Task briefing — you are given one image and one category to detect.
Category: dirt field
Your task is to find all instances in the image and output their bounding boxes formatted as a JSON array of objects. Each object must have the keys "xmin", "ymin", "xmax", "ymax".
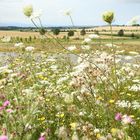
[
  {"xmin": 92, "ymin": 25, "xmax": 140, "ymax": 31},
  {"xmin": 0, "ymin": 30, "xmax": 40, "ymax": 38},
  {"xmin": 0, "ymin": 26, "xmax": 139, "ymax": 39}
]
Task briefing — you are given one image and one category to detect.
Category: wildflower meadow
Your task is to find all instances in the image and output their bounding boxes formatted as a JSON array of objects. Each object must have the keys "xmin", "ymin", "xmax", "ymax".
[{"xmin": 0, "ymin": 3, "xmax": 140, "ymax": 140}]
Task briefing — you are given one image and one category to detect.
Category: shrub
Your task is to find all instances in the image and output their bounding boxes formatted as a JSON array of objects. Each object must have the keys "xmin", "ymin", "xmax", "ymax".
[
  {"xmin": 118, "ymin": 29, "xmax": 124, "ymax": 36},
  {"xmin": 52, "ymin": 28, "xmax": 60, "ymax": 36},
  {"xmin": 94, "ymin": 30, "xmax": 99, "ymax": 35},
  {"xmin": 131, "ymin": 33, "xmax": 135, "ymax": 38},
  {"xmin": 80, "ymin": 28, "xmax": 86, "ymax": 36},
  {"xmin": 68, "ymin": 30, "xmax": 74, "ymax": 37}
]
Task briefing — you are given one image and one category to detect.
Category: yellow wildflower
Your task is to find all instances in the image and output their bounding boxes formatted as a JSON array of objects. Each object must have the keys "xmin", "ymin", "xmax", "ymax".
[
  {"xmin": 38, "ymin": 117, "xmax": 45, "ymax": 121},
  {"xmin": 70, "ymin": 122, "xmax": 77, "ymax": 130},
  {"xmin": 111, "ymin": 128, "xmax": 118, "ymax": 135},
  {"xmin": 109, "ymin": 99, "xmax": 115, "ymax": 104},
  {"xmin": 96, "ymin": 133, "xmax": 101, "ymax": 138},
  {"xmin": 56, "ymin": 113, "xmax": 64, "ymax": 118}
]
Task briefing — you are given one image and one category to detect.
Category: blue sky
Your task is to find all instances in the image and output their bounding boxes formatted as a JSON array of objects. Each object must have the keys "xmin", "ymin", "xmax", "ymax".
[{"xmin": 0, "ymin": 0, "xmax": 140, "ymax": 27}]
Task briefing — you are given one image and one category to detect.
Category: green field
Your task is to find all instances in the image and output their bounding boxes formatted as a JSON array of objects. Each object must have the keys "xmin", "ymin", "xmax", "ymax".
[{"xmin": 0, "ymin": 36, "xmax": 139, "ymax": 54}]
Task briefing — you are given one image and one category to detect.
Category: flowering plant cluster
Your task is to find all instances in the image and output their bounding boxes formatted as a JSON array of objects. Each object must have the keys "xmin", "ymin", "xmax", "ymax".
[{"xmin": 0, "ymin": 5, "xmax": 139, "ymax": 140}]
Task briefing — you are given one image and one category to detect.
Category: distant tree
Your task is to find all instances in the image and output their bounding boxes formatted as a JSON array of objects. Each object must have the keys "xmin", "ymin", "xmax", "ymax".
[
  {"xmin": 118, "ymin": 29, "xmax": 124, "ymax": 36},
  {"xmin": 68, "ymin": 30, "xmax": 74, "ymax": 37},
  {"xmin": 132, "ymin": 24, "xmax": 139, "ymax": 26},
  {"xmin": 52, "ymin": 28, "xmax": 60, "ymax": 36},
  {"xmin": 131, "ymin": 33, "xmax": 135, "ymax": 38},
  {"xmin": 80, "ymin": 28, "xmax": 86, "ymax": 36},
  {"xmin": 94, "ymin": 30, "xmax": 99, "ymax": 35},
  {"xmin": 39, "ymin": 28, "xmax": 46, "ymax": 35}
]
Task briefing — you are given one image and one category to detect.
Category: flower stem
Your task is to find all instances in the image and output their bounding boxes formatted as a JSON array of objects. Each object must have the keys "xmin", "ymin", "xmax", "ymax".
[
  {"xmin": 69, "ymin": 15, "xmax": 75, "ymax": 27},
  {"xmin": 110, "ymin": 24, "xmax": 118, "ymax": 91}
]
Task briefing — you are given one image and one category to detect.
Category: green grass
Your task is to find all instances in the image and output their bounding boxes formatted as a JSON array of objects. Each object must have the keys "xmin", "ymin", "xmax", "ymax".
[{"xmin": 0, "ymin": 37, "xmax": 139, "ymax": 54}]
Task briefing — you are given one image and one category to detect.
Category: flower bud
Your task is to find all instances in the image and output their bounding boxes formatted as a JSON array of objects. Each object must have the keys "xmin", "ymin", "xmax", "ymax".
[
  {"xmin": 64, "ymin": 9, "xmax": 71, "ymax": 16},
  {"xmin": 23, "ymin": 5, "xmax": 33, "ymax": 17},
  {"xmin": 102, "ymin": 11, "xmax": 114, "ymax": 24}
]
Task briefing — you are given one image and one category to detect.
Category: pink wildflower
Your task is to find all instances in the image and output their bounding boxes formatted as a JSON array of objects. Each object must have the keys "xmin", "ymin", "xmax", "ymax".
[
  {"xmin": 115, "ymin": 113, "xmax": 122, "ymax": 121},
  {"xmin": 3, "ymin": 101, "xmax": 10, "ymax": 107},
  {"xmin": 0, "ymin": 106, "xmax": 5, "ymax": 111},
  {"xmin": 38, "ymin": 136, "xmax": 45, "ymax": 140},
  {"xmin": 0, "ymin": 135, "xmax": 8, "ymax": 140},
  {"xmin": 6, "ymin": 109, "xmax": 13, "ymax": 113}
]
